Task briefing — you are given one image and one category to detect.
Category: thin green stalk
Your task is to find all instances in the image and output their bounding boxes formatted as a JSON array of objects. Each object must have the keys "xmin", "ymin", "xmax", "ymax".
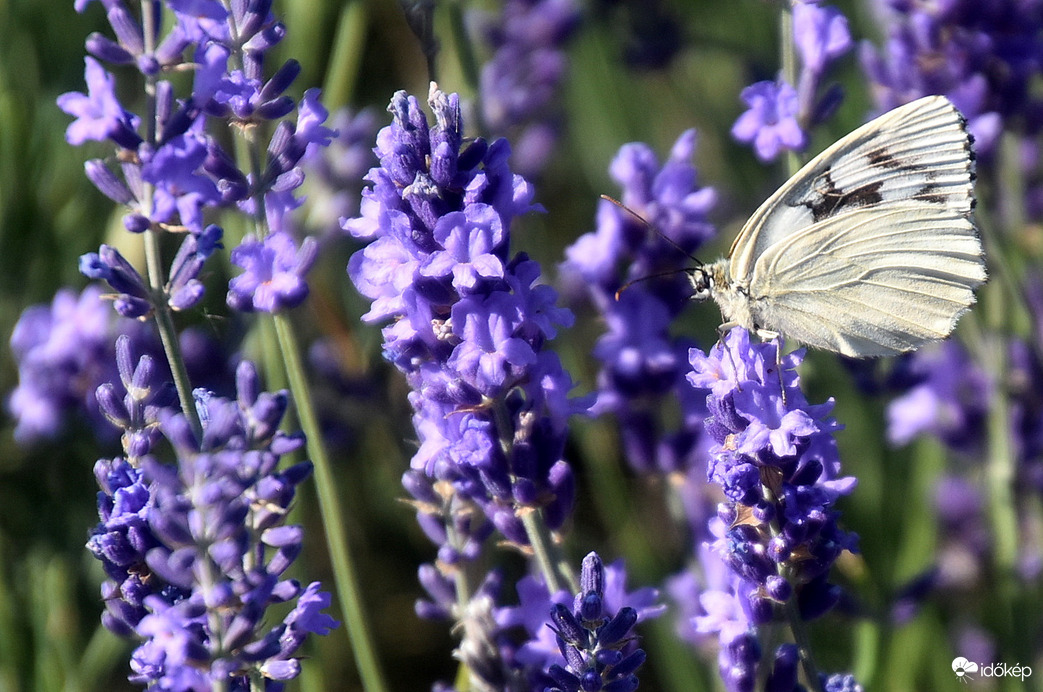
[
  {"xmin": 488, "ymin": 399, "xmax": 575, "ymax": 593},
  {"xmin": 324, "ymin": 0, "xmax": 369, "ymax": 109},
  {"xmin": 143, "ymin": 230, "xmax": 204, "ymax": 441},
  {"xmin": 272, "ymin": 313, "xmax": 389, "ymax": 692},
  {"xmin": 779, "ymin": 1, "xmax": 801, "ymax": 177},
  {"xmin": 134, "ymin": 0, "xmax": 202, "ymax": 440},
  {"xmin": 761, "ymin": 480, "xmax": 824, "ymax": 692},
  {"xmin": 520, "ymin": 508, "xmax": 573, "ymax": 594},
  {"xmin": 980, "ymin": 134, "xmax": 1021, "ymax": 647}
]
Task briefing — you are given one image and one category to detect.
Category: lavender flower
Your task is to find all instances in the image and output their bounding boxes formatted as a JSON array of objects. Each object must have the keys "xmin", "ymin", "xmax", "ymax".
[
  {"xmin": 497, "ymin": 555, "xmax": 663, "ymax": 684},
  {"xmin": 473, "ymin": 0, "xmax": 581, "ymax": 175},
  {"xmin": 299, "ymin": 107, "xmax": 380, "ymax": 237},
  {"xmin": 6, "ymin": 286, "xmax": 177, "ymax": 443},
  {"xmin": 686, "ymin": 328, "xmax": 859, "ymax": 690},
  {"xmin": 95, "ymin": 335, "xmax": 176, "ymax": 461},
  {"xmin": 89, "ymin": 360, "xmax": 336, "ymax": 688},
  {"xmin": 731, "ymin": 80, "xmax": 807, "ymax": 163},
  {"xmin": 226, "ymin": 231, "xmax": 318, "ymax": 312},
  {"xmin": 886, "ymin": 341, "xmax": 989, "ymax": 450},
  {"xmin": 732, "ymin": 1, "xmax": 851, "ymax": 162},
  {"xmin": 542, "ymin": 552, "xmax": 656, "ymax": 692},
  {"xmin": 345, "ymin": 84, "xmax": 588, "ymax": 692},
  {"xmin": 860, "ymin": 0, "xmax": 1043, "ymax": 154},
  {"xmin": 561, "ymin": 130, "xmax": 716, "ymax": 474},
  {"xmin": 345, "ymin": 85, "xmax": 584, "ymax": 549},
  {"xmin": 8, "ymin": 286, "xmax": 115, "ymax": 441},
  {"xmin": 80, "ymin": 225, "xmax": 224, "ymax": 318},
  {"xmin": 62, "ymin": 0, "xmax": 336, "ymax": 304},
  {"xmin": 57, "ymin": 56, "xmax": 141, "ymax": 149}
]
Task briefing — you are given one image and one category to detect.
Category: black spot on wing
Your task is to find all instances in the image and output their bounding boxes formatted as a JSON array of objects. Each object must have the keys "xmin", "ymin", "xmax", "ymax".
[
  {"xmin": 867, "ymin": 147, "xmax": 902, "ymax": 170},
  {"xmin": 801, "ymin": 170, "xmax": 884, "ymax": 222},
  {"xmin": 915, "ymin": 182, "xmax": 948, "ymax": 205}
]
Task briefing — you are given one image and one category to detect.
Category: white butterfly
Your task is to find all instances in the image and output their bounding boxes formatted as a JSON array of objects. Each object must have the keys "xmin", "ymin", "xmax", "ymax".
[{"xmin": 689, "ymin": 95, "xmax": 986, "ymax": 357}]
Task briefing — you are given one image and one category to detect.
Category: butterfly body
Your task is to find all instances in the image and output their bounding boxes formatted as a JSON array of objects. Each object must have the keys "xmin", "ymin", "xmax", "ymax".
[{"xmin": 690, "ymin": 95, "xmax": 986, "ymax": 358}]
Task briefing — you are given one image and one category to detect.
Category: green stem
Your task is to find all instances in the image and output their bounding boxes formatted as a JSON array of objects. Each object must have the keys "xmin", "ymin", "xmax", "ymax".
[
  {"xmin": 980, "ymin": 134, "xmax": 1021, "ymax": 650},
  {"xmin": 781, "ymin": 591, "xmax": 822, "ymax": 691},
  {"xmin": 780, "ymin": 1, "xmax": 801, "ymax": 177},
  {"xmin": 488, "ymin": 399, "xmax": 575, "ymax": 593},
  {"xmin": 520, "ymin": 508, "xmax": 573, "ymax": 594},
  {"xmin": 324, "ymin": 0, "xmax": 369, "ymax": 109},
  {"xmin": 143, "ymin": 231, "xmax": 204, "ymax": 441},
  {"xmin": 133, "ymin": 0, "xmax": 202, "ymax": 440},
  {"xmin": 273, "ymin": 313, "xmax": 388, "ymax": 692},
  {"xmin": 761, "ymin": 476, "xmax": 823, "ymax": 692}
]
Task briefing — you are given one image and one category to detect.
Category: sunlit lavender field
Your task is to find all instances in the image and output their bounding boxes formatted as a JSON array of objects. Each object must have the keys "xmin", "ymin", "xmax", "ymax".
[{"xmin": 1, "ymin": 0, "xmax": 1040, "ymax": 690}]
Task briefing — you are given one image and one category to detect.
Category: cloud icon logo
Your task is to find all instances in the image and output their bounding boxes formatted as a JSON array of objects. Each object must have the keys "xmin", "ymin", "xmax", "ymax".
[{"xmin": 952, "ymin": 657, "xmax": 979, "ymax": 682}]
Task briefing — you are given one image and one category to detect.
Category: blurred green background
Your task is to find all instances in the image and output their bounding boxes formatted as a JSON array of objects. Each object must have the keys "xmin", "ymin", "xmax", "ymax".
[{"xmin": 1, "ymin": 0, "xmax": 1036, "ymax": 690}]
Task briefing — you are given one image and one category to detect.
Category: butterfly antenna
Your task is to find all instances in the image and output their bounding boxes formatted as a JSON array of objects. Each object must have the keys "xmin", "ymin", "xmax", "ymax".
[
  {"xmin": 600, "ymin": 194, "xmax": 703, "ymax": 265},
  {"xmin": 614, "ymin": 268, "xmax": 693, "ymax": 301}
]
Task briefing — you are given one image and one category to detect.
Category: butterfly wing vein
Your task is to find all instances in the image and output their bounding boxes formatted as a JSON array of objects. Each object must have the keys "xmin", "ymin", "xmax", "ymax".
[{"xmin": 748, "ymin": 206, "xmax": 985, "ymax": 356}]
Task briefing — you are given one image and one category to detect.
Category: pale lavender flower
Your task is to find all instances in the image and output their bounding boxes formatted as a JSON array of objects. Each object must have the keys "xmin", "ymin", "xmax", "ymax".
[
  {"xmin": 227, "ymin": 231, "xmax": 318, "ymax": 313},
  {"xmin": 731, "ymin": 80, "xmax": 807, "ymax": 163},
  {"xmin": 733, "ymin": 1, "xmax": 851, "ymax": 161},
  {"xmin": 794, "ymin": 2, "xmax": 851, "ymax": 75},
  {"xmin": 345, "ymin": 86, "xmax": 584, "ymax": 547},
  {"xmin": 299, "ymin": 107, "xmax": 380, "ymax": 236},
  {"xmin": 886, "ymin": 341, "xmax": 989, "ymax": 450},
  {"xmin": 90, "ymin": 361, "xmax": 335, "ymax": 688},
  {"xmin": 474, "ymin": 0, "xmax": 580, "ymax": 175},
  {"xmin": 561, "ymin": 130, "xmax": 715, "ymax": 475},
  {"xmin": 57, "ymin": 56, "xmax": 142, "ymax": 148},
  {"xmin": 8, "ymin": 286, "xmax": 156, "ymax": 443},
  {"xmin": 346, "ymin": 85, "xmax": 588, "ymax": 692},
  {"xmin": 859, "ymin": 0, "xmax": 1042, "ymax": 154}
]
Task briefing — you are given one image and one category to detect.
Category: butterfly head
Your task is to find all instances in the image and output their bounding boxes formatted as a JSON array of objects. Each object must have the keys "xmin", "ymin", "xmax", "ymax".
[{"xmin": 686, "ymin": 265, "xmax": 714, "ymax": 302}]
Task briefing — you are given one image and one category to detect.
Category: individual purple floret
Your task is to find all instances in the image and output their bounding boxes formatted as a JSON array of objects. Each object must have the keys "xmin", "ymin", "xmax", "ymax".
[
  {"xmin": 57, "ymin": 56, "xmax": 142, "ymax": 149},
  {"xmin": 80, "ymin": 224, "xmax": 224, "ymax": 318},
  {"xmin": 95, "ymin": 335, "xmax": 176, "ymax": 461},
  {"xmin": 79, "ymin": 245, "xmax": 154, "ymax": 319},
  {"xmin": 685, "ymin": 328, "xmax": 859, "ymax": 690},
  {"xmin": 731, "ymin": 80, "xmax": 807, "ymax": 163},
  {"xmin": 227, "ymin": 230, "xmax": 318, "ymax": 313},
  {"xmin": 89, "ymin": 360, "xmax": 336, "ymax": 689}
]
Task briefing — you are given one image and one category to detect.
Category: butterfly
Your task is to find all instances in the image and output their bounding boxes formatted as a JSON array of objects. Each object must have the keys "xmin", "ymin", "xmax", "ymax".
[{"xmin": 688, "ymin": 95, "xmax": 986, "ymax": 357}]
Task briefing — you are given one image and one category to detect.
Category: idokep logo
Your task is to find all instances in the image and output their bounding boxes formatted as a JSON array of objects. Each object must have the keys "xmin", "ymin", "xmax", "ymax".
[
  {"xmin": 952, "ymin": 658, "xmax": 978, "ymax": 682},
  {"xmin": 952, "ymin": 656, "xmax": 1032, "ymax": 683}
]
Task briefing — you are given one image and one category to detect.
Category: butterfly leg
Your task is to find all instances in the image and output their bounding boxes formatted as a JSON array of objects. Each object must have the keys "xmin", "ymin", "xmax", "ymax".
[
  {"xmin": 715, "ymin": 322, "xmax": 744, "ymax": 393},
  {"xmin": 755, "ymin": 328, "xmax": 787, "ymax": 405}
]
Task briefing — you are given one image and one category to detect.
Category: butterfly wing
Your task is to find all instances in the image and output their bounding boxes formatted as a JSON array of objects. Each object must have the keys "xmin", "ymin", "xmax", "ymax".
[
  {"xmin": 728, "ymin": 95, "xmax": 975, "ymax": 280},
  {"xmin": 746, "ymin": 203, "xmax": 985, "ymax": 356},
  {"xmin": 727, "ymin": 94, "xmax": 983, "ymax": 357}
]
